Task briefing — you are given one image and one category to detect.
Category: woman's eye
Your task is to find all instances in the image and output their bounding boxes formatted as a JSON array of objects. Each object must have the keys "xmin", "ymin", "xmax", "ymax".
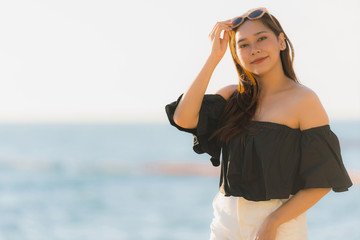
[{"xmin": 239, "ymin": 37, "xmax": 266, "ymax": 48}]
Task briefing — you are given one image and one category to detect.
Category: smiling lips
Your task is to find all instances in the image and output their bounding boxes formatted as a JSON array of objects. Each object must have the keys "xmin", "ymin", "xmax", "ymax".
[{"xmin": 251, "ymin": 56, "xmax": 268, "ymax": 64}]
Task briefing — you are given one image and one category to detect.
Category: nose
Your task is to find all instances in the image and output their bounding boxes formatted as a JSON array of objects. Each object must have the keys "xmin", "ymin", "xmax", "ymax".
[{"xmin": 251, "ymin": 47, "xmax": 261, "ymax": 55}]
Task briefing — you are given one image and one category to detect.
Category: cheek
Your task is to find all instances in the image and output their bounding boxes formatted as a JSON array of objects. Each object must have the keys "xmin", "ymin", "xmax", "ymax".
[
  {"xmin": 236, "ymin": 49, "xmax": 251, "ymax": 66},
  {"xmin": 260, "ymin": 39, "xmax": 279, "ymax": 53}
]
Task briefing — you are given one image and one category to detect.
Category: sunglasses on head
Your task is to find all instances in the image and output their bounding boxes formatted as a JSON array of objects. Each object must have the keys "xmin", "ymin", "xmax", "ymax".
[{"xmin": 230, "ymin": 7, "xmax": 275, "ymax": 29}]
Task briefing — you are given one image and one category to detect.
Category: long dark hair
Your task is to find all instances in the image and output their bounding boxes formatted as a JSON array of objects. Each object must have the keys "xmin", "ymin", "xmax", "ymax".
[{"xmin": 209, "ymin": 11, "xmax": 300, "ymax": 146}]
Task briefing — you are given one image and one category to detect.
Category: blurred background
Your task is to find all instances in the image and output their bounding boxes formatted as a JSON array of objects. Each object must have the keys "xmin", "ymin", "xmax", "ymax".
[{"xmin": 0, "ymin": 0, "xmax": 359, "ymax": 239}]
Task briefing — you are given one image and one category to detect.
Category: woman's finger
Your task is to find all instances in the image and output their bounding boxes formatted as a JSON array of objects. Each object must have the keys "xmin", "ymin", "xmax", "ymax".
[
  {"xmin": 209, "ymin": 19, "xmax": 233, "ymax": 34},
  {"xmin": 214, "ymin": 24, "xmax": 232, "ymax": 38},
  {"xmin": 209, "ymin": 23, "xmax": 232, "ymax": 39},
  {"xmin": 209, "ymin": 22, "xmax": 223, "ymax": 39}
]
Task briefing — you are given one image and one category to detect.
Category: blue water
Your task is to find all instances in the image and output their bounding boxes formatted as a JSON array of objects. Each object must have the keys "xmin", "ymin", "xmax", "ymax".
[{"xmin": 0, "ymin": 121, "xmax": 359, "ymax": 240}]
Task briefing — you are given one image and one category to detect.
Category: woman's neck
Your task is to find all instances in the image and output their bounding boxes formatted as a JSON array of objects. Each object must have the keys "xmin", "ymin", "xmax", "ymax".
[{"xmin": 255, "ymin": 60, "xmax": 294, "ymax": 97}]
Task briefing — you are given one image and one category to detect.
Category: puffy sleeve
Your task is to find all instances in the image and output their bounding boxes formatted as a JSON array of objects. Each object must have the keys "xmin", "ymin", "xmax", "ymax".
[
  {"xmin": 164, "ymin": 93, "xmax": 227, "ymax": 166},
  {"xmin": 296, "ymin": 125, "xmax": 353, "ymax": 192}
]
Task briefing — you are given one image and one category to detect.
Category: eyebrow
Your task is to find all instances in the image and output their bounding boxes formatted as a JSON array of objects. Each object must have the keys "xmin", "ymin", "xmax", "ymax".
[{"xmin": 237, "ymin": 31, "xmax": 268, "ymax": 43}]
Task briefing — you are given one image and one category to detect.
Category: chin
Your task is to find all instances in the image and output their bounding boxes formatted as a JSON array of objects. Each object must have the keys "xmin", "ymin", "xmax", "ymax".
[{"xmin": 250, "ymin": 65, "xmax": 272, "ymax": 76}]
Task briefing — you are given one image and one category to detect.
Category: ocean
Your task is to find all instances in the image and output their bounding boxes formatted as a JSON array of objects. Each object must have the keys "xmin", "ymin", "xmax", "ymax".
[{"xmin": 0, "ymin": 121, "xmax": 359, "ymax": 240}]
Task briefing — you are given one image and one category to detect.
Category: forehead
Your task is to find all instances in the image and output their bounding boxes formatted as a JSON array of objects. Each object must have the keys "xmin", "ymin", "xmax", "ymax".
[{"xmin": 235, "ymin": 20, "xmax": 272, "ymax": 40}]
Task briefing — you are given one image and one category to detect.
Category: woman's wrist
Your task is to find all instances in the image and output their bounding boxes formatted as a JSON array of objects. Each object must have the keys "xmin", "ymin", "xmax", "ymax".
[
  {"xmin": 207, "ymin": 54, "xmax": 221, "ymax": 68},
  {"xmin": 266, "ymin": 214, "xmax": 281, "ymax": 229}
]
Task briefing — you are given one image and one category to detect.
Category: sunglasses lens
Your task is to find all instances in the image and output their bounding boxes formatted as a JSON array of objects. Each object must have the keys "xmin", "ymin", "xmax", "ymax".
[
  {"xmin": 248, "ymin": 9, "xmax": 265, "ymax": 19},
  {"xmin": 232, "ymin": 17, "xmax": 244, "ymax": 27}
]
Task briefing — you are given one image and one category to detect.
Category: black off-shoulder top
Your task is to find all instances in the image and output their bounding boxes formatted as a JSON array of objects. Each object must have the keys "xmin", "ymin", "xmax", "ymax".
[{"xmin": 165, "ymin": 93, "xmax": 353, "ymax": 201}]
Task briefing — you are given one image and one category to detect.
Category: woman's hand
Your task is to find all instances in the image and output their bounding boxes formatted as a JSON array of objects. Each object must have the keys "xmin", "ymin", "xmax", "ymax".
[
  {"xmin": 208, "ymin": 20, "xmax": 233, "ymax": 62},
  {"xmin": 253, "ymin": 217, "xmax": 279, "ymax": 240}
]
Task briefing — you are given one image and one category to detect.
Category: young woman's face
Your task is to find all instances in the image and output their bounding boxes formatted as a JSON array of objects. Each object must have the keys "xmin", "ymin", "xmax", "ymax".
[{"xmin": 235, "ymin": 19, "xmax": 285, "ymax": 76}]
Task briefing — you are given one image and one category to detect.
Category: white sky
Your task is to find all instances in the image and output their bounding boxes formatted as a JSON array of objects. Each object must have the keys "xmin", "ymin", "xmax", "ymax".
[{"xmin": 0, "ymin": 0, "xmax": 359, "ymax": 123}]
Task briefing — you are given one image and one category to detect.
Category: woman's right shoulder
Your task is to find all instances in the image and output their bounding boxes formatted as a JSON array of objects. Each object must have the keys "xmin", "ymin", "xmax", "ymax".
[{"xmin": 214, "ymin": 84, "xmax": 238, "ymax": 101}]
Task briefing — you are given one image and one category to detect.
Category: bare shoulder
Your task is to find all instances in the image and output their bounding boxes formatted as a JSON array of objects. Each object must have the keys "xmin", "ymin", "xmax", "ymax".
[
  {"xmin": 294, "ymin": 83, "xmax": 330, "ymax": 131},
  {"xmin": 214, "ymin": 84, "xmax": 238, "ymax": 101}
]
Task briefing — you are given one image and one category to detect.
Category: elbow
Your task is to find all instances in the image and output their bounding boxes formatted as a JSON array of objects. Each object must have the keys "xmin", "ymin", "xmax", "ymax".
[
  {"xmin": 173, "ymin": 109, "xmax": 182, "ymax": 126},
  {"xmin": 173, "ymin": 110, "xmax": 198, "ymax": 129},
  {"xmin": 173, "ymin": 115, "xmax": 183, "ymax": 127},
  {"xmin": 315, "ymin": 187, "xmax": 332, "ymax": 196},
  {"xmin": 321, "ymin": 188, "xmax": 332, "ymax": 198},
  {"xmin": 322, "ymin": 187, "xmax": 332, "ymax": 194}
]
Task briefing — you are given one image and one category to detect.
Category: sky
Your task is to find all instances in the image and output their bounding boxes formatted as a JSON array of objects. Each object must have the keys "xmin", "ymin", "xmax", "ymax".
[{"xmin": 0, "ymin": 0, "xmax": 359, "ymax": 123}]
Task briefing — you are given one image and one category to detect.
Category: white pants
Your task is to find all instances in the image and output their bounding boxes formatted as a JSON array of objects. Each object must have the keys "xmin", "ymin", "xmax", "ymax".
[{"xmin": 209, "ymin": 191, "xmax": 308, "ymax": 240}]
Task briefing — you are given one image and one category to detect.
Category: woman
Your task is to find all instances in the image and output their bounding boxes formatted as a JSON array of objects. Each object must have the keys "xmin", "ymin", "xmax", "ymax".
[{"xmin": 165, "ymin": 7, "xmax": 353, "ymax": 240}]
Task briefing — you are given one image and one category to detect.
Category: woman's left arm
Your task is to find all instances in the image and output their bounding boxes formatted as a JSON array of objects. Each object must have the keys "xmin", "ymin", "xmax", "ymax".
[
  {"xmin": 255, "ymin": 89, "xmax": 333, "ymax": 240},
  {"xmin": 269, "ymin": 87, "xmax": 333, "ymax": 227},
  {"xmin": 254, "ymin": 188, "xmax": 331, "ymax": 240},
  {"xmin": 268, "ymin": 187, "xmax": 331, "ymax": 228}
]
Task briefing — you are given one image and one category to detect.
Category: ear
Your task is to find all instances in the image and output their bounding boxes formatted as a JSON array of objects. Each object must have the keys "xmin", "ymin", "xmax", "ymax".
[{"xmin": 278, "ymin": 32, "xmax": 286, "ymax": 50}]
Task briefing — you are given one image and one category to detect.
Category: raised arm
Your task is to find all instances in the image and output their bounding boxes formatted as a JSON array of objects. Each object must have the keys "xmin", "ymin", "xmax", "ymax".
[
  {"xmin": 173, "ymin": 56, "xmax": 220, "ymax": 129},
  {"xmin": 173, "ymin": 20, "xmax": 233, "ymax": 129}
]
